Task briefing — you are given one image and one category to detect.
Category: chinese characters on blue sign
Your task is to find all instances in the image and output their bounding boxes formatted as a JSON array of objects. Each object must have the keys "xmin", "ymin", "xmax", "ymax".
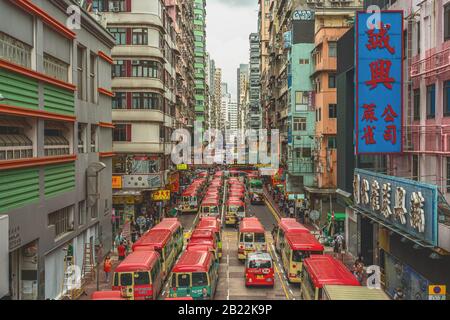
[
  {"xmin": 355, "ymin": 12, "xmax": 403, "ymax": 154},
  {"xmin": 354, "ymin": 169, "xmax": 438, "ymax": 246}
]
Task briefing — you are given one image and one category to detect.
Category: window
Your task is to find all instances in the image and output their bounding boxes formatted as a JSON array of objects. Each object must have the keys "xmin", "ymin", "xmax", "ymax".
[
  {"xmin": 299, "ymin": 59, "xmax": 310, "ymax": 64},
  {"xmin": 108, "ymin": 0, "xmax": 126, "ymax": 12},
  {"xmin": 132, "ymin": 60, "xmax": 161, "ymax": 78},
  {"xmin": 113, "ymin": 124, "xmax": 131, "ymax": 142},
  {"xmin": 78, "ymin": 123, "xmax": 87, "ymax": 153},
  {"xmin": 445, "ymin": 81, "xmax": 450, "ymax": 116},
  {"xmin": 78, "ymin": 201, "xmax": 86, "ymax": 226},
  {"xmin": 0, "ymin": 32, "xmax": 32, "ymax": 68},
  {"xmin": 120, "ymin": 273, "xmax": 132, "ymax": 286},
  {"xmin": 113, "ymin": 92, "xmax": 126, "ymax": 109},
  {"xmin": 108, "ymin": 28, "xmax": 126, "ymax": 45},
  {"xmin": 91, "ymin": 124, "xmax": 98, "ymax": 152},
  {"xmin": 426, "ymin": 84, "xmax": 435, "ymax": 118},
  {"xmin": 48, "ymin": 206, "xmax": 74, "ymax": 237},
  {"xmin": 295, "ymin": 91, "xmax": 309, "ymax": 105},
  {"xmin": 44, "ymin": 122, "xmax": 70, "ymax": 156},
  {"xmin": 293, "ymin": 117, "xmax": 306, "ymax": 131},
  {"xmin": 302, "ymin": 148, "xmax": 312, "ymax": 158},
  {"xmin": 328, "ymin": 136, "xmax": 337, "ymax": 149},
  {"xmin": 254, "ymin": 233, "xmax": 265, "ymax": 243},
  {"xmin": 413, "ymin": 89, "xmax": 420, "ymax": 120},
  {"xmin": 77, "ymin": 46, "xmax": 85, "ymax": 100},
  {"xmin": 44, "ymin": 54, "xmax": 69, "ymax": 82},
  {"xmin": 90, "ymin": 200, "xmax": 98, "ymax": 219},
  {"xmin": 90, "ymin": 53, "xmax": 97, "ymax": 103},
  {"xmin": 328, "ymin": 104, "xmax": 337, "ymax": 118},
  {"xmin": 132, "ymin": 28, "xmax": 148, "ymax": 45},
  {"xmin": 243, "ymin": 233, "xmax": 253, "ymax": 243},
  {"xmin": 447, "ymin": 158, "xmax": 450, "ymax": 192},
  {"xmin": 112, "ymin": 60, "xmax": 126, "ymax": 78},
  {"xmin": 132, "ymin": 92, "xmax": 162, "ymax": 110},
  {"xmin": 445, "ymin": 3, "xmax": 450, "ymax": 41},
  {"xmin": 417, "ymin": 21, "xmax": 421, "ymax": 55},
  {"xmin": 134, "ymin": 272, "xmax": 150, "ymax": 285},
  {"xmin": 328, "ymin": 74, "xmax": 336, "ymax": 89},
  {"xmin": 0, "ymin": 121, "xmax": 33, "ymax": 160},
  {"xmin": 328, "ymin": 41, "xmax": 337, "ymax": 57}
]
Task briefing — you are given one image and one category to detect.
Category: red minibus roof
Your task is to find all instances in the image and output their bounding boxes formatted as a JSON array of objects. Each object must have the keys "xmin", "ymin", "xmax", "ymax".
[
  {"xmin": 132, "ymin": 229, "xmax": 171, "ymax": 251},
  {"xmin": 226, "ymin": 199, "xmax": 245, "ymax": 206},
  {"xmin": 182, "ymin": 189, "xmax": 198, "ymax": 197},
  {"xmin": 279, "ymin": 218, "xmax": 309, "ymax": 234},
  {"xmin": 201, "ymin": 198, "xmax": 219, "ymax": 206},
  {"xmin": 190, "ymin": 229, "xmax": 214, "ymax": 240},
  {"xmin": 198, "ymin": 218, "xmax": 220, "ymax": 232},
  {"xmin": 152, "ymin": 218, "xmax": 181, "ymax": 233},
  {"xmin": 198, "ymin": 172, "xmax": 208, "ymax": 177},
  {"xmin": 285, "ymin": 232, "xmax": 324, "ymax": 251},
  {"xmin": 187, "ymin": 241, "xmax": 215, "ymax": 251},
  {"xmin": 240, "ymin": 217, "xmax": 265, "ymax": 233},
  {"xmin": 303, "ymin": 255, "xmax": 360, "ymax": 288},
  {"xmin": 91, "ymin": 291, "xmax": 127, "ymax": 300},
  {"xmin": 172, "ymin": 250, "xmax": 212, "ymax": 273},
  {"xmin": 214, "ymin": 171, "xmax": 223, "ymax": 176},
  {"xmin": 114, "ymin": 250, "xmax": 160, "ymax": 273}
]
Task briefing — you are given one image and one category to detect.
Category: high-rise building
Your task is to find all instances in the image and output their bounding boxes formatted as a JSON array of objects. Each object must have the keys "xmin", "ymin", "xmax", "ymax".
[
  {"xmin": 237, "ymin": 64, "xmax": 249, "ymax": 110},
  {"xmin": 0, "ymin": 0, "xmax": 115, "ymax": 299},
  {"xmin": 214, "ymin": 68, "xmax": 223, "ymax": 129},
  {"xmin": 194, "ymin": 0, "xmax": 207, "ymax": 127},
  {"xmin": 97, "ymin": 0, "xmax": 193, "ymax": 228},
  {"xmin": 228, "ymin": 100, "xmax": 239, "ymax": 130},
  {"xmin": 248, "ymin": 33, "xmax": 261, "ymax": 130}
]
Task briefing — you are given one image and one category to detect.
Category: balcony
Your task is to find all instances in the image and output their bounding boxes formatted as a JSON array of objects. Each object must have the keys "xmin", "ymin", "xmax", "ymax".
[
  {"xmin": 0, "ymin": 32, "xmax": 31, "ymax": 69},
  {"xmin": 112, "ymin": 109, "xmax": 166, "ymax": 122},
  {"xmin": 112, "ymin": 45, "xmax": 164, "ymax": 60},
  {"xmin": 410, "ymin": 46, "xmax": 450, "ymax": 79},
  {"xmin": 112, "ymin": 77, "xmax": 164, "ymax": 91},
  {"xmin": 113, "ymin": 141, "xmax": 171, "ymax": 154}
]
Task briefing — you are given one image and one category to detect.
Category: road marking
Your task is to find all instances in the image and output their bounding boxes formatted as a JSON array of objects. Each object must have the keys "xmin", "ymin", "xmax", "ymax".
[{"xmin": 267, "ymin": 239, "xmax": 290, "ymax": 300}]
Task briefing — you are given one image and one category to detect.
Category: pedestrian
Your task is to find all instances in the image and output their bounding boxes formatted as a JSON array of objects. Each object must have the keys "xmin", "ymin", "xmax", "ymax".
[
  {"xmin": 114, "ymin": 230, "xmax": 124, "ymax": 250},
  {"xmin": 103, "ymin": 254, "xmax": 112, "ymax": 283},
  {"xmin": 393, "ymin": 287, "xmax": 404, "ymax": 300},
  {"xmin": 289, "ymin": 205, "xmax": 295, "ymax": 218},
  {"xmin": 117, "ymin": 242, "xmax": 126, "ymax": 261},
  {"xmin": 333, "ymin": 233, "xmax": 345, "ymax": 260}
]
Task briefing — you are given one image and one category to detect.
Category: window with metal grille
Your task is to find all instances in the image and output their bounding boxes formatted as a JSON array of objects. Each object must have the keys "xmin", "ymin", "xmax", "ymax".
[
  {"xmin": 44, "ymin": 53, "xmax": 69, "ymax": 82},
  {"xmin": 0, "ymin": 32, "xmax": 31, "ymax": 68},
  {"xmin": 48, "ymin": 206, "xmax": 74, "ymax": 237}
]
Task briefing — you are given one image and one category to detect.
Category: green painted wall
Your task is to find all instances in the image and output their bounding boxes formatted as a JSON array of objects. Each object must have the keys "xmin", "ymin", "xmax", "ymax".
[
  {"xmin": 0, "ymin": 69, "xmax": 39, "ymax": 110},
  {"xmin": 44, "ymin": 84, "xmax": 75, "ymax": 115},
  {"xmin": 0, "ymin": 168, "xmax": 40, "ymax": 213},
  {"xmin": 44, "ymin": 163, "xmax": 76, "ymax": 198}
]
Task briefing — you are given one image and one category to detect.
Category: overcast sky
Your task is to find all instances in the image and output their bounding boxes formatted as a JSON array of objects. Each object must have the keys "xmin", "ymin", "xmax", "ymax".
[{"xmin": 206, "ymin": 0, "xmax": 258, "ymax": 100}]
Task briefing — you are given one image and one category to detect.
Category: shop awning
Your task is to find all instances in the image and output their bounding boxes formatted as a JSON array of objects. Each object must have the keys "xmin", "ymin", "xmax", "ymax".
[
  {"xmin": 304, "ymin": 186, "xmax": 336, "ymax": 194},
  {"xmin": 351, "ymin": 205, "xmax": 435, "ymax": 249},
  {"xmin": 113, "ymin": 190, "xmax": 143, "ymax": 197}
]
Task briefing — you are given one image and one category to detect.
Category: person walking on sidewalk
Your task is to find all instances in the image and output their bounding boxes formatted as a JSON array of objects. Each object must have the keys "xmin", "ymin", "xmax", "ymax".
[
  {"xmin": 117, "ymin": 242, "xmax": 127, "ymax": 261},
  {"xmin": 103, "ymin": 254, "xmax": 112, "ymax": 283}
]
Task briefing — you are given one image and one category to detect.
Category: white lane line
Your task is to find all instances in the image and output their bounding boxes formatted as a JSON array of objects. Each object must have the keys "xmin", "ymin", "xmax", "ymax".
[{"xmin": 226, "ymin": 253, "xmax": 230, "ymax": 300}]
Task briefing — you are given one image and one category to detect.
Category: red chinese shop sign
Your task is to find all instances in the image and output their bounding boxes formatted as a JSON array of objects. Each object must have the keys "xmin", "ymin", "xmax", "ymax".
[{"xmin": 356, "ymin": 11, "xmax": 403, "ymax": 154}]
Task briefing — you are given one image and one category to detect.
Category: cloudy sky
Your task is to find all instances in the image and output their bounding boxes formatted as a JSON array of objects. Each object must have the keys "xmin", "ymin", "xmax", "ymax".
[{"xmin": 206, "ymin": 0, "xmax": 259, "ymax": 100}]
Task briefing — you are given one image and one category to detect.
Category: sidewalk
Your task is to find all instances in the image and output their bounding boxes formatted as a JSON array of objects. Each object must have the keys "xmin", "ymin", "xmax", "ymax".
[
  {"xmin": 76, "ymin": 254, "xmax": 120, "ymax": 300},
  {"xmin": 263, "ymin": 186, "xmax": 356, "ymax": 271}
]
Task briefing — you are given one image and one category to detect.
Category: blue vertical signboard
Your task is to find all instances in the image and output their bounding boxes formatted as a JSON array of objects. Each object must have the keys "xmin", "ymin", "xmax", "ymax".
[{"xmin": 355, "ymin": 11, "xmax": 403, "ymax": 154}]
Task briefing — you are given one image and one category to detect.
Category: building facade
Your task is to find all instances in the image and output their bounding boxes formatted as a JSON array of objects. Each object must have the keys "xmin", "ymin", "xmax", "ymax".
[
  {"xmin": 0, "ymin": 0, "xmax": 115, "ymax": 299},
  {"xmin": 194, "ymin": 0, "xmax": 207, "ymax": 127},
  {"xmin": 96, "ymin": 0, "xmax": 191, "ymax": 228},
  {"xmin": 248, "ymin": 33, "xmax": 262, "ymax": 130}
]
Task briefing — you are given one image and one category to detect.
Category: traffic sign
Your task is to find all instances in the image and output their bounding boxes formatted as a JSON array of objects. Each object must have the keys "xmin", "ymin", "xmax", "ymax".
[{"xmin": 152, "ymin": 190, "xmax": 171, "ymax": 201}]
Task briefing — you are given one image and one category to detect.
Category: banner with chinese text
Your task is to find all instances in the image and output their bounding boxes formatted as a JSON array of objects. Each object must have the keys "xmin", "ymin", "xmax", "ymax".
[
  {"xmin": 353, "ymin": 169, "xmax": 438, "ymax": 246},
  {"xmin": 356, "ymin": 11, "xmax": 403, "ymax": 154}
]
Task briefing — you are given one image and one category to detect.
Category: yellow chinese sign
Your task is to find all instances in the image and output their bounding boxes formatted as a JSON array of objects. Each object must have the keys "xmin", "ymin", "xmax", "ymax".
[
  {"xmin": 112, "ymin": 176, "xmax": 122, "ymax": 189},
  {"xmin": 177, "ymin": 164, "xmax": 188, "ymax": 170},
  {"xmin": 152, "ymin": 190, "xmax": 171, "ymax": 201}
]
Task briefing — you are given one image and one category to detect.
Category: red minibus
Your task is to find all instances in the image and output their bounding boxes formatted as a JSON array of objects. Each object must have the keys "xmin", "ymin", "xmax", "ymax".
[
  {"xmin": 238, "ymin": 217, "xmax": 267, "ymax": 260},
  {"xmin": 112, "ymin": 250, "xmax": 163, "ymax": 300},
  {"xmin": 301, "ymin": 255, "xmax": 360, "ymax": 300},
  {"xmin": 245, "ymin": 252, "xmax": 274, "ymax": 287},
  {"xmin": 274, "ymin": 218, "xmax": 309, "ymax": 252},
  {"xmin": 91, "ymin": 290, "xmax": 128, "ymax": 300}
]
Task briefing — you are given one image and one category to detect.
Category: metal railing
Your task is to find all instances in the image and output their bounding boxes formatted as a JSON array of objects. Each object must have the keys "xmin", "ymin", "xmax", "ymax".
[
  {"xmin": 44, "ymin": 55, "xmax": 69, "ymax": 82},
  {"xmin": 0, "ymin": 32, "xmax": 31, "ymax": 68},
  {"xmin": 411, "ymin": 47, "xmax": 450, "ymax": 78}
]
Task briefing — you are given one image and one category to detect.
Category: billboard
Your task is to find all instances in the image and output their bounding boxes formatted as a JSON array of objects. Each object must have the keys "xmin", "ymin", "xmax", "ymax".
[
  {"xmin": 353, "ymin": 169, "xmax": 438, "ymax": 246},
  {"xmin": 355, "ymin": 11, "xmax": 403, "ymax": 154}
]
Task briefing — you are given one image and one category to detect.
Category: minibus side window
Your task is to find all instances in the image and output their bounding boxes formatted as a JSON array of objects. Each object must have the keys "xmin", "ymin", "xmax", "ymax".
[
  {"xmin": 292, "ymin": 250, "xmax": 304, "ymax": 262},
  {"xmin": 134, "ymin": 272, "xmax": 150, "ymax": 285},
  {"xmin": 239, "ymin": 233, "xmax": 244, "ymax": 242},
  {"xmin": 120, "ymin": 273, "xmax": 133, "ymax": 286},
  {"xmin": 113, "ymin": 273, "xmax": 119, "ymax": 286},
  {"xmin": 171, "ymin": 274, "xmax": 177, "ymax": 287}
]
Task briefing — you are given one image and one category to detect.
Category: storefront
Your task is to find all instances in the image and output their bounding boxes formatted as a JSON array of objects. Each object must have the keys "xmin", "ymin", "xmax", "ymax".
[
  {"xmin": 112, "ymin": 190, "xmax": 145, "ymax": 229},
  {"xmin": 351, "ymin": 169, "xmax": 450, "ymax": 298},
  {"xmin": 9, "ymin": 240, "xmax": 39, "ymax": 300}
]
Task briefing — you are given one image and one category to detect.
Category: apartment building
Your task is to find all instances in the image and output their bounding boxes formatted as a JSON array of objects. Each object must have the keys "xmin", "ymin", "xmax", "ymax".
[
  {"xmin": 194, "ymin": 0, "xmax": 207, "ymax": 127},
  {"xmin": 94, "ymin": 0, "xmax": 182, "ymax": 224},
  {"xmin": 258, "ymin": 0, "xmax": 271, "ymax": 130},
  {"xmin": 214, "ymin": 68, "xmax": 223, "ymax": 130},
  {"xmin": 0, "ymin": 0, "xmax": 115, "ymax": 299}
]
